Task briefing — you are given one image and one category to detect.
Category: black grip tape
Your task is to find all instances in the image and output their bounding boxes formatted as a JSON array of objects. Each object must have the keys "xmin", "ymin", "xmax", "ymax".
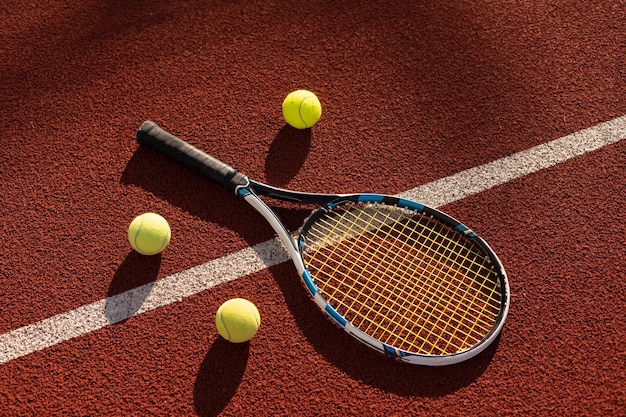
[{"xmin": 135, "ymin": 121, "xmax": 248, "ymax": 192}]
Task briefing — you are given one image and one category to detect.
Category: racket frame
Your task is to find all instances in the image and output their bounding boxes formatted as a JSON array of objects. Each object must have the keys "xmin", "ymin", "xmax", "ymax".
[{"xmin": 296, "ymin": 194, "xmax": 509, "ymax": 365}]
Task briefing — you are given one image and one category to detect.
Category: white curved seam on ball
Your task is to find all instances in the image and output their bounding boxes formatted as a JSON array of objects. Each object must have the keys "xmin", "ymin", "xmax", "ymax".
[
  {"xmin": 248, "ymin": 304, "xmax": 260, "ymax": 329},
  {"xmin": 218, "ymin": 312, "xmax": 232, "ymax": 341},
  {"xmin": 156, "ymin": 230, "xmax": 170, "ymax": 254},
  {"xmin": 132, "ymin": 216, "xmax": 145, "ymax": 254},
  {"xmin": 298, "ymin": 98, "xmax": 310, "ymax": 128}
]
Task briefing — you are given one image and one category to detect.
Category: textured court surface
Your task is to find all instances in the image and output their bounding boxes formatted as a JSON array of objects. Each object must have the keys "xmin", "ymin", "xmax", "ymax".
[{"xmin": 1, "ymin": 1, "xmax": 625, "ymax": 415}]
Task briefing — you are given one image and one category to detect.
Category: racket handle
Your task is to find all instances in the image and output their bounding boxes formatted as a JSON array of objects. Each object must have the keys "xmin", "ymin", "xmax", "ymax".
[{"xmin": 136, "ymin": 121, "xmax": 249, "ymax": 192}]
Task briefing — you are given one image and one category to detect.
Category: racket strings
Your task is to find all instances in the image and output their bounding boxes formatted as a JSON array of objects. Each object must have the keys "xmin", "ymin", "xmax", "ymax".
[
  {"xmin": 310, "ymin": 211, "xmax": 499, "ymax": 319},
  {"xmin": 302, "ymin": 203, "xmax": 502, "ymax": 356},
  {"xmin": 308, "ymin": 217, "xmax": 497, "ymax": 354},
  {"xmin": 314, "ymin": 220, "xmax": 494, "ymax": 352}
]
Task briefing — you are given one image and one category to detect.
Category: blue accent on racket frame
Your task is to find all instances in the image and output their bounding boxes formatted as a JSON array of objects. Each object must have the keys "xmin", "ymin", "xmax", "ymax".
[
  {"xmin": 237, "ymin": 188, "xmax": 251, "ymax": 197},
  {"xmin": 357, "ymin": 194, "xmax": 385, "ymax": 203},
  {"xmin": 356, "ymin": 194, "xmax": 426, "ymax": 212},
  {"xmin": 454, "ymin": 223, "xmax": 477, "ymax": 238},
  {"xmin": 325, "ymin": 304, "xmax": 347, "ymax": 327},
  {"xmin": 396, "ymin": 198, "xmax": 425, "ymax": 212},
  {"xmin": 383, "ymin": 344, "xmax": 399, "ymax": 358},
  {"xmin": 301, "ymin": 270, "xmax": 318, "ymax": 296}
]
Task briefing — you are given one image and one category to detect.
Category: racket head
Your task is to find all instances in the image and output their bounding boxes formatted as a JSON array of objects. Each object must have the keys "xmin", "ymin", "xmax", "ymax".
[{"xmin": 297, "ymin": 194, "xmax": 509, "ymax": 366}]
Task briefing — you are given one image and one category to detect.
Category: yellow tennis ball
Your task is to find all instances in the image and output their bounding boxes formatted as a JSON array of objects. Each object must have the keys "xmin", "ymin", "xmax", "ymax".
[
  {"xmin": 215, "ymin": 298, "xmax": 261, "ymax": 343},
  {"xmin": 127, "ymin": 212, "xmax": 171, "ymax": 255},
  {"xmin": 282, "ymin": 89, "xmax": 322, "ymax": 129}
]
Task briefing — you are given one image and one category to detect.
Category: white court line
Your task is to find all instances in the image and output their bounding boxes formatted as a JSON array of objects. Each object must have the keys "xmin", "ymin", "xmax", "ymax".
[{"xmin": 2, "ymin": 116, "xmax": 626, "ymax": 364}]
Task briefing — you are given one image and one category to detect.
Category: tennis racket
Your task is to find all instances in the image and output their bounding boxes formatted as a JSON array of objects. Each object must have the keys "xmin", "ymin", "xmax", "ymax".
[{"xmin": 135, "ymin": 121, "xmax": 510, "ymax": 366}]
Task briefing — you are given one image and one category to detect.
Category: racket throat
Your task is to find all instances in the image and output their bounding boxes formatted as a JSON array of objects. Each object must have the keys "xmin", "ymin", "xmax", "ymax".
[{"xmin": 240, "ymin": 192, "xmax": 307, "ymax": 275}]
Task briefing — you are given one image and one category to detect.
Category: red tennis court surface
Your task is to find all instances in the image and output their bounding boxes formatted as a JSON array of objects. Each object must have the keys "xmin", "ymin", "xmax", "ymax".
[{"xmin": 1, "ymin": 1, "xmax": 625, "ymax": 415}]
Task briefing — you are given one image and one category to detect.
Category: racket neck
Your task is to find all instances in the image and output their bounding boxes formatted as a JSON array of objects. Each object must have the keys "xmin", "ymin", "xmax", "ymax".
[
  {"xmin": 239, "ymin": 190, "xmax": 306, "ymax": 274},
  {"xmin": 250, "ymin": 181, "xmax": 346, "ymax": 205}
]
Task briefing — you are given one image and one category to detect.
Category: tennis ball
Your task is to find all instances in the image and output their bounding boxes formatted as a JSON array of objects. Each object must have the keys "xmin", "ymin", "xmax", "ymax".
[
  {"xmin": 127, "ymin": 212, "xmax": 171, "ymax": 255},
  {"xmin": 215, "ymin": 298, "xmax": 261, "ymax": 343},
  {"xmin": 282, "ymin": 89, "xmax": 322, "ymax": 129}
]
